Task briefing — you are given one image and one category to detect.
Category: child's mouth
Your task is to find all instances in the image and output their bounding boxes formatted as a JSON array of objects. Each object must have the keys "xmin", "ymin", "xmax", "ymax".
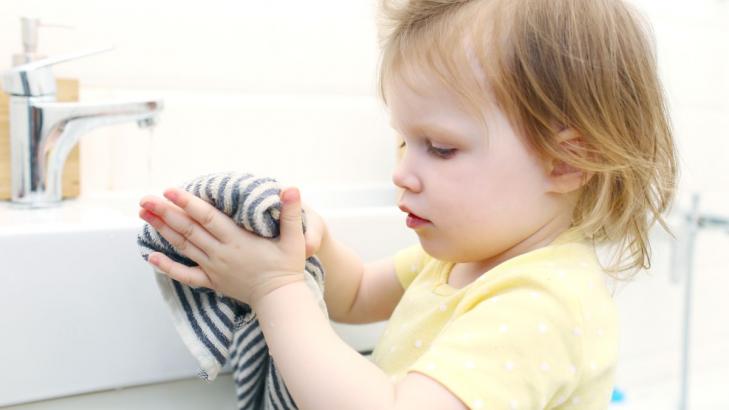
[{"xmin": 406, "ymin": 213, "xmax": 431, "ymax": 228}]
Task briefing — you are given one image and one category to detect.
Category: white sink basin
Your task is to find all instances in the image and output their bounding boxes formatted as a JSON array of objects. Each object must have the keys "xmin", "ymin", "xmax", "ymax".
[{"xmin": 0, "ymin": 185, "xmax": 416, "ymax": 406}]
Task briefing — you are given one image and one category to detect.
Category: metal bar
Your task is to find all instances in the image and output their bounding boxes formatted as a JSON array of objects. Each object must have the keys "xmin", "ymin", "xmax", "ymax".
[{"xmin": 678, "ymin": 194, "xmax": 700, "ymax": 410}]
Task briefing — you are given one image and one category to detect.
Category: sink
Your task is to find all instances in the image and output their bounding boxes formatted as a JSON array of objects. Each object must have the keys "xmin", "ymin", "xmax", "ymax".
[{"xmin": 0, "ymin": 184, "xmax": 416, "ymax": 406}]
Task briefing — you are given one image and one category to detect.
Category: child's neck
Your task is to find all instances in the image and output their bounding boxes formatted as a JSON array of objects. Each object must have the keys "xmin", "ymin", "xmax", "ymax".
[{"xmin": 453, "ymin": 217, "xmax": 574, "ymax": 282}]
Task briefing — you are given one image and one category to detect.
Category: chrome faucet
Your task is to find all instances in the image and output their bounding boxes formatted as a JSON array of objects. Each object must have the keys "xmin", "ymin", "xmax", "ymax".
[{"xmin": 2, "ymin": 47, "xmax": 164, "ymax": 207}]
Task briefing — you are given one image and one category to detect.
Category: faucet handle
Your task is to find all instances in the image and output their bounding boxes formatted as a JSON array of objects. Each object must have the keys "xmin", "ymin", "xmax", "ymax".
[{"xmin": 3, "ymin": 45, "xmax": 114, "ymax": 97}]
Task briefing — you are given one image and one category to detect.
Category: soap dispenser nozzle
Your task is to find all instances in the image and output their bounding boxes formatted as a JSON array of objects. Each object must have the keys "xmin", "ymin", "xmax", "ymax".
[{"xmin": 13, "ymin": 16, "xmax": 74, "ymax": 66}]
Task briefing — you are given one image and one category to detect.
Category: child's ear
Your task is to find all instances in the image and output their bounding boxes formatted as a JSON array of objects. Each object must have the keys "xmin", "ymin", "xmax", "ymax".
[{"xmin": 545, "ymin": 128, "xmax": 595, "ymax": 194}]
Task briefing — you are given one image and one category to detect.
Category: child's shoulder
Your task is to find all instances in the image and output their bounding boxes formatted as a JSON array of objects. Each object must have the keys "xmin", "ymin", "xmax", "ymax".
[{"xmin": 393, "ymin": 243, "xmax": 433, "ymax": 289}]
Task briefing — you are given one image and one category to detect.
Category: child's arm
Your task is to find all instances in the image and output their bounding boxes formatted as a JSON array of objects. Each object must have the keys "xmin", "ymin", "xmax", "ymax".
[
  {"xmin": 143, "ymin": 188, "xmax": 467, "ymax": 409},
  {"xmin": 254, "ymin": 281, "xmax": 394, "ymax": 409},
  {"xmin": 316, "ymin": 226, "xmax": 406, "ymax": 324},
  {"xmin": 254, "ymin": 279, "xmax": 468, "ymax": 410},
  {"xmin": 314, "ymin": 225, "xmax": 367, "ymax": 322}
]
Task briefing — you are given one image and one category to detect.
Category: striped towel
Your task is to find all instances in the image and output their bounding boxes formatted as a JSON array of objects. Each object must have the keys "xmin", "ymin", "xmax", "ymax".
[{"xmin": 137, "ymin": 171, "xmax": 327, "ymax": 409}]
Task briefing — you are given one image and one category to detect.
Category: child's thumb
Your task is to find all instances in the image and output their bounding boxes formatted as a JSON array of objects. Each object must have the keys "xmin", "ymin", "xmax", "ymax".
[{"xmin": 279, "ymin": 187, "xmax": 305, "ymax": 251}]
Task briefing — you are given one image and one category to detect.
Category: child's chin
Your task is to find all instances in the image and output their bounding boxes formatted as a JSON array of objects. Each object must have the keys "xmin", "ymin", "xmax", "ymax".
[{"xmin": 418, "ymin": 238, "xmax": 455, "ymax": 261}]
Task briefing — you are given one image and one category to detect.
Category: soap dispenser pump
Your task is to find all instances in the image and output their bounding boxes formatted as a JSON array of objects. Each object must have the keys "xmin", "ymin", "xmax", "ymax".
[
  {"xmin": 13, "ymin": 17, "xmax": 44, "ymax": 66},
  {"xmin": 11, "ymin": 17, "xmax": 73, "ymax": 66}
]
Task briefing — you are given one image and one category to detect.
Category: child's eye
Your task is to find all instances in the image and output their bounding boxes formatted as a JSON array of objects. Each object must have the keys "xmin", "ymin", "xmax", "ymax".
[
  {"xmin": 428, "ymin": 144, "xmax": 456, "ymax": 158},
  {"xmin": 398, "ymin": 140, "xmax": 456, "ymax": 159}
]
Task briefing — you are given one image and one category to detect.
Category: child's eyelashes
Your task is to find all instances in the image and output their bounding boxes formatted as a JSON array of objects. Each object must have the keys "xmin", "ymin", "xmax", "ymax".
[
  {"xmin": 398, "ymin": 140, "xmax": 456, "ymax": 159},
  {"xmin": 428, "ymin": 144, "xmax": 457, "ymax": 158}
]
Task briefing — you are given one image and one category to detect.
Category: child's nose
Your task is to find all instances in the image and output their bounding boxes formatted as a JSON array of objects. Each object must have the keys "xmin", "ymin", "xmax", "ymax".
[{"xmin": 392, "ymin": 157, "xmax": 422, "ymax": 193}]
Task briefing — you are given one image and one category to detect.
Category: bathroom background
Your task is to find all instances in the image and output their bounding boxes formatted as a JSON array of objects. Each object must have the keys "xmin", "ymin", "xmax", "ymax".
[{"xmin": 0, "ymin": 0, "xmax": 727, "ymax": 409}]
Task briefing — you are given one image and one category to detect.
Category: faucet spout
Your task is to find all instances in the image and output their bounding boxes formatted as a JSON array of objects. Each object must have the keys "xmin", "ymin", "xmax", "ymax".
[{"xmin": 8, "ymin": 97, "xmax": 164, "ymax": 207}]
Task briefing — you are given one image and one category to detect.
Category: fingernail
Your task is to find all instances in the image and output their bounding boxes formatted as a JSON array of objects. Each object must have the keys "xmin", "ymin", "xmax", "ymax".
[
  {"xmin": 164, "ymin": 189, "xmax": 178, "ymax": 202},
  {"xmin": 282, "ymin": 188, "xmax": 299, "ymax": 204},
  {"xmin": 140, "ymin": 210, "xmax": 154, "ymax": 221},
  {"xmin": 141, "ymin": 201, "xmax": 155, "ymax": 212}
]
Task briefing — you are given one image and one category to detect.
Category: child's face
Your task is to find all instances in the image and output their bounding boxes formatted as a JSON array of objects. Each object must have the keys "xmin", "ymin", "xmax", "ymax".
[{"xmin": 387, "ymin": 72, "xmax": 565, "ymax": 264}]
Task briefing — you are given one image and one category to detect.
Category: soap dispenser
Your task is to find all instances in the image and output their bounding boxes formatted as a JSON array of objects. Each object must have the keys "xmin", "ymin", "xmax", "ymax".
[
  {"xmin": 0, "ymin": 17, "xmax": 81, "ymax": 200},
  {"xmin": 13, "ymin": 17, "xmax": 49, "ymax": 65}
]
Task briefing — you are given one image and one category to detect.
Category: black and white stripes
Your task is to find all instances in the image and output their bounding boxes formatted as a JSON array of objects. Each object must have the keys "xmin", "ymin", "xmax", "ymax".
[{"xmin": 137, "ymin": 171, "xmax": 327, "ymax": 410}]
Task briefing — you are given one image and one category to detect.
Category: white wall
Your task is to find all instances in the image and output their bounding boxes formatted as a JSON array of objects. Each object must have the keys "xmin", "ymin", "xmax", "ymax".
[
  {"xmin": 0, "ymin": 1, "xmax": 726, "ymax": 205},
  {"xmin": 0, "ymin": 0, "xmax": 395, "ymax": 193},
  {"xmin": 605, "ymin": 2, "xmax": 729, "ymax": 407}
]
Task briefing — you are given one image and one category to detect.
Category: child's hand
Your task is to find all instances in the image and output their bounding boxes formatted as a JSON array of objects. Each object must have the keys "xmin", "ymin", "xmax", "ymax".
[
  {"xmin": 138, "ymin": 187, "xmax": 307, "ymax": 308},
  {"xmin": 301, "ymin": 201, "xmax": 329, "ymax": 258}
]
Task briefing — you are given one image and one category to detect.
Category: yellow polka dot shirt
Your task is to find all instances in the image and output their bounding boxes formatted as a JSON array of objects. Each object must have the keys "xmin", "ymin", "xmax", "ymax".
[{"xmin": 371, "ymin": 229, "xmax": 620, "ymax": 409}]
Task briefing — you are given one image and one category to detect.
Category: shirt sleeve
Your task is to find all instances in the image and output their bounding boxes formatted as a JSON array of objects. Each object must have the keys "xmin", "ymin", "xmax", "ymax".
[
  {"xmin": 393, "ymin": 244, "xmax": 430, "ymax": 290},
  {"xmin": 406, "ymin": 285, "xmax": 584, "ymax": 409}
]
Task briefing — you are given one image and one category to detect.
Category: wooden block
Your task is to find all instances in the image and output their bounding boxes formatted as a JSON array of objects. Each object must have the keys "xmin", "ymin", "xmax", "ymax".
[{"xmin": 0, "ymin": 78, "xmax": 80, "ymax": 200}]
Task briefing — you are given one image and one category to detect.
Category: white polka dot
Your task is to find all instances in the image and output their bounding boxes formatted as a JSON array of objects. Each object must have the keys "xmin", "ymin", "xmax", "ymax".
[
  {"xmin": 499, "ymin": 324, "xmax": 509, "ymax": 333},
  {"xmin": 540, "ymin": 362, "xmax": 551, "ymax": 372},
  {"xmin": 537, "ymin": 322, "xmax": 549, "ymax": 333},
  {"xmin": 590, "ymin": 361, "xmax": 598, "ymax": 371},
  {"xmin": 491, "ymin": 295, "xmax": 501, "ymax": 303},
  {"xmin": 410, "ymin": 264, "xmax": 418, "ymax": 273},
  {"xmin": 472, "ymin": 399, "xmax": 484, "ymax": 409},
  {"xmin": 555, "ymin": 395, "xmax": 568, "ymax": 405},
  {"xmin": 464, "ymin": 360, "xmax": 476, "ymax": 369},
  {"xmin": 509, "ymin": 399, "xmax": 519, "ymax": 409},
  {"xmin": 568, "ymin": 364, "xmax": 577, "ymax": 375},
  {"xmin": 504, "ymin": 361, "xmax": 515, "ymax": 371},
  {"xmin": 426, "ymin": 362, "xmax": 438, "ymax": 371},
  {"xmin": 462, "ymin": 332, "xmax": 472, "ymax": 342},
  {"xmin": 588, "ymin": 280, "xmax": 596, "ymax": 290},
  {"xmin": 414, "ymin": 339, "xmax": 423, "ymax": 348},
  {"xmin": 558, "ymin": 271, "xmax": 566, "ymax": 278},
  {"xmin": 597, "ymin": 328, "xmax": 605, "ymax": 337},
  {"xmin": 389, "ymin": 346, "xmax": 397, "ymax": 353},
  {"xmin": 573, "ymin": 327, "xmax": 583, "ymax": 337},
  {"xmin": 571, "ymin": 396, "xmax": 581, "ymax": 405},
  {"xmin": 439, "ymin": 303, "xmax": 447, "ymax": 312},
  {"xmin": 529, "ymin": 291, "xmax": 540, "ymax": 299}
]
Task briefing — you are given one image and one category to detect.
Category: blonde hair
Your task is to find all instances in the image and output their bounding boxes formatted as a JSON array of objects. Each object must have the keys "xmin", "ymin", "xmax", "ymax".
[{"xmin": 376, "ymin": 0, "xmax": 679, "ymax": 280}]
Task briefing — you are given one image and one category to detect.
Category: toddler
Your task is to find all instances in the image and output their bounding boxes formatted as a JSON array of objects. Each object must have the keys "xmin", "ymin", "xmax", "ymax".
[
  {"xmin": 139, "ymin": 0, "xmax": 677, "ymax": 408},
  {"xmin": 364, "ymin": 0, "xmax": 677, "ymax": 408}
]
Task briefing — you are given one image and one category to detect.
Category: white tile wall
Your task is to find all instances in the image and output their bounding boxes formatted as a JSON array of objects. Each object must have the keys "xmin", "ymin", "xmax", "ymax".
[
  {"xmin": 77, "ymin": 88, "xmax": 396, "ymax": 193},
  {"xmin": 1, "ymin": 1, "xmax": 726, "ymax": 202},
  {"xmin": 0, "ymin": 1, "xmax": 393, "ymax": 194},
  {"xmin": 611, "ymin": 5, "xmax": 729, "ymax": 404},
  {"xmin": 0, "ymin": 1, "xmax": 381, "ymax": 94}
]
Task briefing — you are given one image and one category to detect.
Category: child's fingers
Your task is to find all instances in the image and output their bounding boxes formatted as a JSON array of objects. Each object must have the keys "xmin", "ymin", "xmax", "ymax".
[
  {"xmin": 301, "ymin": 199, "xmax": 324, "ymax": 258},
  {"xmin": 304, "ymin": 237, "xmax": 316, "ymax": 258},
  {"xmin": 148, "ymin": 252, "xmax": 214, "ymax": 289},
  {"xmin": 141, "ymin": 195, "xmax": 219, "ymax": 257},
  {"xmin": 139, "ymin": 209, "xmax": 209, "ymax": 264},
  {"xmin": 304, "ymin": 225, "xmax": 322, "ymax": 258}
]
